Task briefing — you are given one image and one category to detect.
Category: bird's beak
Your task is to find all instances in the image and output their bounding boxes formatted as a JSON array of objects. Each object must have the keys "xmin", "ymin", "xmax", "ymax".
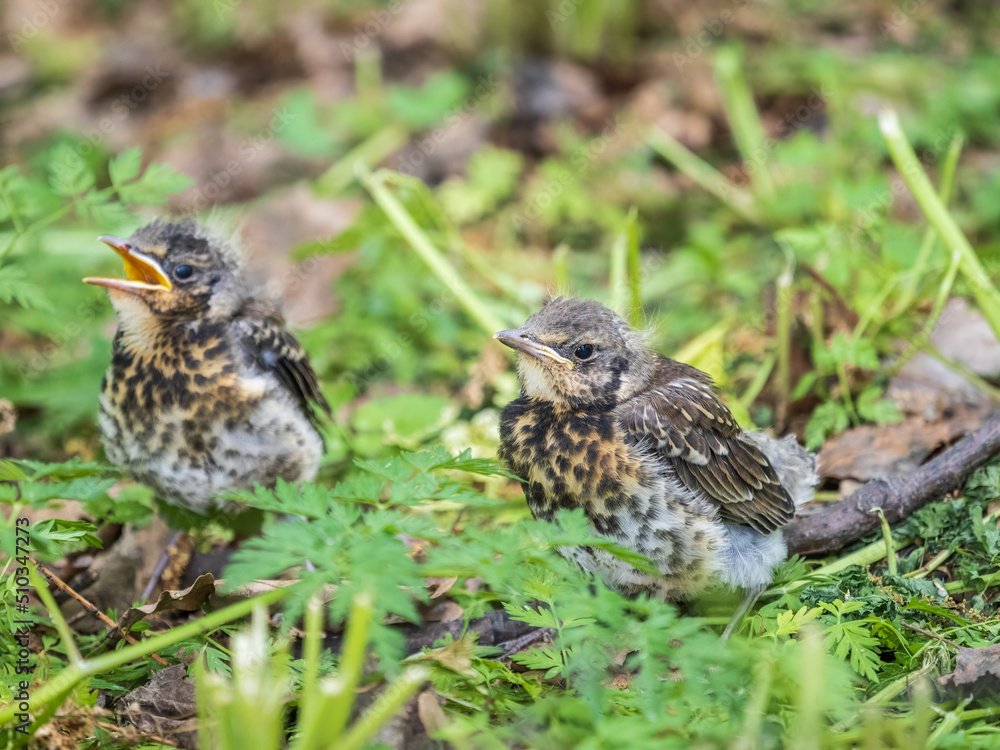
[
  {"xmin": 83, "ymin": 235, "xmax": 173, "ymax": 294},
  {"xmin": 494, "ymin": 329, "xmax": 574, "ymax": 369}
]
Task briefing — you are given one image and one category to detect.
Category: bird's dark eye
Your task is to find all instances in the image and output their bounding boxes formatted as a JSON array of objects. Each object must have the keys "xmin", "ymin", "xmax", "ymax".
[
  {"xmin": 174, "ymin": 264, "xmax": 194, "ymax": 280},
  {"xmin": 575, "ymin": 344, "xmax": 594, "ymax": 359}
]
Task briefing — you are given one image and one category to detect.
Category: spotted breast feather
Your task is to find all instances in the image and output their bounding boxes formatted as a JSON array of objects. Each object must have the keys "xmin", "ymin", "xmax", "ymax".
[{"xmin": 623, "ymin": 356, "xmax": 795, "ymax": 534}]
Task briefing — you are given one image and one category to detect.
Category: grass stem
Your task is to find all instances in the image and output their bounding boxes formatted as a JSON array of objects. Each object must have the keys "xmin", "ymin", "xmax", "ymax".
[
  {"xmin": 315, "ymin": 125, "xmax": 409, "ymax": 196},
  {"xmin": 880, "ymin": 111, "xmax": 1000, "ymax": 341},
  {"xmin": 714, "ymin": 47, "xmax": 776, "ymax": 203},
  {"xmin": 893, "ymin": 133, "xmax": 964, "ymax": 317},
  {"xmin": 336, "ymin": 666, "xmax": 430, "ymax": 750},
  {"xmin": 325, "ymin": 591, "xmax": 375, "ymax": 740},
  {"xmin": 358, "ymin": 165, "xmax": 506, "ymax": 334},
  {"xmin": 871, "ymin": 508, "xmax": 897, "ymax": 576},
  {"xmin": 646, "ymin": 127, "xmax": 760, "ymax": 223},
  {"xmin": 0, "ymin": 586, "xmax": 288, "ymax": 730}
]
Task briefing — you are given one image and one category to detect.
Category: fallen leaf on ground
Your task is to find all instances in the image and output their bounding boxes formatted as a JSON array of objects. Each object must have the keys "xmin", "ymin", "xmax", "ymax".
[
  {"xmin": 115, "ymin": 573, "xmax": 216, "ymax": 638},
  {"xmin": 890, "ymin": 299, "xmax": 1000, "ymax": 420},
  {"xmin": 939, "ymin": 644, "xmax": 1000, "ymax": 696},
  {"xmin": 819, "ymin": 410, "xmax": 987, "ymax": 481},
  {"xmin": 116, "ymin": 663, "xmax": 198, "ymax": 750}
]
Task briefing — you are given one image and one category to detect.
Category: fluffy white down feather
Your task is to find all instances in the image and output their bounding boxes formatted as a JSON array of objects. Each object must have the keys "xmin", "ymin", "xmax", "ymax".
[{"xmin": 718, "ymin": 433, "xmax": 817, "ymax": 591}]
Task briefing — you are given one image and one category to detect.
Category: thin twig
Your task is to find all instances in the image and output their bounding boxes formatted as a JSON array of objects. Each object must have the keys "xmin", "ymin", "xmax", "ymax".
[
  {"xmin": 785, "ymin": 412, "xmax": 1000, "ymax": 554},
  {"xmin": 901, "ymin": 619, "xmax": 960, "ymax": 649},
  {"xmin": 35, "ymin": 560, "xmax": 170, "ymax": 667},
  {"xmin": 94, "ymin": 721, "xmax": 183, "ymax": 747}
]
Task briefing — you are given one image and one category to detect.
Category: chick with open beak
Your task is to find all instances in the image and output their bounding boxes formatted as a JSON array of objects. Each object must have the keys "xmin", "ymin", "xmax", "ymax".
[
  {"xmin": 496, "ymin": 297, "xmax": 817, "ymax": 635},
  {"xmin": 87, "ymin": 219, "xmax": 330, "ymax": 518},
  {"xmin": 85, "ymin": 235, "xmax": 174, "ymax": 294}
]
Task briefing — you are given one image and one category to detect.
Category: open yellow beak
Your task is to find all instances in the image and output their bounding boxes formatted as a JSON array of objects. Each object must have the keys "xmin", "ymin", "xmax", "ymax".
[{"xmin": 83, "ymin": 235, "xmax": 173, "ymax": 294}]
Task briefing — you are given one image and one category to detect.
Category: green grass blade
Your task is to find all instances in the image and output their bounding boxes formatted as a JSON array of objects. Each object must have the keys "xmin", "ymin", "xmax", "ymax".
[
  {"xmin": 646, "ymin": 127, "xmax": 760, "ymax": 223},
  {"xmin": 714, "ymin": 46, "xmax": 776, "ymax": 202},
  {"xmin": 357, "ymin": 164, "xmax": 506, "ymax": 334},
  {"xmin": 880, "ymin": 110, "xmax": 1000, "ymax": 342}
]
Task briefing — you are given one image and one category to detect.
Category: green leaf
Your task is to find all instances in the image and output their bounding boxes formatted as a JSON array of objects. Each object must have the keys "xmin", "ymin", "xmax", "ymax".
[
  {"xmin": 401, "ymin": 446, "xmax": 517, "ymax": 479},
  {"xmin": 970, "ymin": 504, "xmax": 1000, "ymax": 557},
  {"xmin": 510, "ymin": 647, "xmax": 564, "ymax": 678},
  {"xmin": 504, "ymin": 602, "xmax": 559, "ymax": 629},
  {"xmin": 226, "ymin": 480, "xmax": 332, "ymax": 518},
  {"xmin": 773, "ymin": 605, "xmax": 822, "ymax": 636},
  {"xmin": 387, "ymin": 71, "xmax": 470, "ymax": 129},
  {"xmin": 902, "ymin": 597, "xmax": 971, "ymax": 626},
  {"xmin": 11, "ymin": 458, "xmax": 119, "ymax": 481},
  {"xmin": 117, "ymin": 163, "xmax": 193, "ymax": 205},
  {"xmin": 48, "ymin": 145, "xmax": 95, "ymax": 196},
  {"xmin": 109, "ymin": 147, "xmax": 143, "ymax": 186},
  {"xmin": 819, "ymin": 599, "xmax": 882, "ymax": 681},
  {"xmin": 0, "ymin": 461, "xmax": 27, "ymax": 481},
  {"xmin": 827, "ymin": 619, "xmax": 881, "ymax": 681},
  {"xmin": 0, "ymin": 266, "xmax": 52, "ymax": 311},
  {"xmin": 792, "ymin": 370, "xmax": 817, "ymax": 400},
  {"xmin": 857, "ymin": 386, "xmax": 903, "ymax": 425},
  {"xmin": 275, "ymin": 89, "xmax": 340, "ymax": 158},
  {"xmin": 31, "ymin": 519, "xmax": 103, "ymax": 556},
  {"xmin": 804, "ymin": 400, "xmax": 850, "ymax": 449}
]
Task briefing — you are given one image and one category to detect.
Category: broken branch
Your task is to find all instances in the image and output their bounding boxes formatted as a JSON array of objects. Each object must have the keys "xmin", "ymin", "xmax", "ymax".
[{"xmin": 784, "ymin": 412, "xmax": 1000, "ymax": 555}]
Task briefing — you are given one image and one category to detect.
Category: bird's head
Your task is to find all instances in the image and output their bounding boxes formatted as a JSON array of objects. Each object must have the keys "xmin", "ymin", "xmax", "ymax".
[
  {"xmin": 495, "ymin": 297, "xmax": 655, "ymax": 408},
  {"xmin": 84, "ymin": 219, "xmax": 247, "ymax": 324}
]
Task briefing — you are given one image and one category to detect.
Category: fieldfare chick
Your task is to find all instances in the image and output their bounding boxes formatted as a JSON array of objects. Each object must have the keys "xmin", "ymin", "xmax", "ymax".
[
  {"xmin": 496, "ymin": 298, "xmax": 816, "ymax": 622},
  {"xmin": 85, "ymin": 219, "xmax": 330, "ymax": 516}
]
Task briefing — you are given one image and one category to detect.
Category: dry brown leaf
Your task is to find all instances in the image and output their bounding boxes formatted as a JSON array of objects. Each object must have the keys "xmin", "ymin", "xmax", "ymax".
[
  {"xmin": 427, "ymin": 576, "xmax": 458, "ymax": 599},
  {"xmin": 939, "ymin": 644, "xmax": 1000, "ymax": 696},
  {"xmin": 416, "ymin": 689, "xmax": 448, "ymax": 736},
  {"xmin": 116, "ymin": 664, "xmax": 198, "ymax": 749},
  {"xmin": 819, "ymin": 412, "xmax": 986, "ymax": 481},
  {"xmin": 890, "ymin": 299, "xmax": 1000, "ymax": 420},
  {"xmin": 417, "ymin": 633, "xmax": 475, "ymax": 675},
  {"xmin": 115, "ymin": 573, "xmax": 217, "ymax": 636},
  {"xmin": 0, "ymin": 399, "xmax": 15, "ymax": 437}
]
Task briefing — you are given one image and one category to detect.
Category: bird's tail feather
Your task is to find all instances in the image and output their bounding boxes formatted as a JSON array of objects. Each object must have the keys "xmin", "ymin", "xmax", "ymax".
[{"xmin": 744, "ymin": 432, "xmax": 818, "ymax": 507}]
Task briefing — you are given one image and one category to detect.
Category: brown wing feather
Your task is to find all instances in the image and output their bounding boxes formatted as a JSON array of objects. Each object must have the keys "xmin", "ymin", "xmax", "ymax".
[
  {"xmin": 623, "ymin": 360, "xmax": 794, "ymax": 534},
  {"xmin": 234, "ymin": 299, "xmax": 331, "ymax": 431}
]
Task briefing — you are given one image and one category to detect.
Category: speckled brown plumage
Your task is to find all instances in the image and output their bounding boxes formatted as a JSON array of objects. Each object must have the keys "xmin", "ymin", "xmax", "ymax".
[
  {"xmin": 496, "ymin": 297, "xmax": 816, "ymax": 600},
  {"xmin": 87, "ymin": 220, "xmax": 330, "ymax": 514},
  {"xmin": 623, "ymin": 367, "xmax": 795, "ymax": 534}
]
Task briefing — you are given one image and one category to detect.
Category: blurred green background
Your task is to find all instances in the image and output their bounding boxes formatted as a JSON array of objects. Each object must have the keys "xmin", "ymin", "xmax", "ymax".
[
  {"xmin": 2, "ymin": 0, "xmax": 999, "ymax": 469},
  {"xmin": 6, "ymin": 3, "xmax": 1000, "ymax": 748}
]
